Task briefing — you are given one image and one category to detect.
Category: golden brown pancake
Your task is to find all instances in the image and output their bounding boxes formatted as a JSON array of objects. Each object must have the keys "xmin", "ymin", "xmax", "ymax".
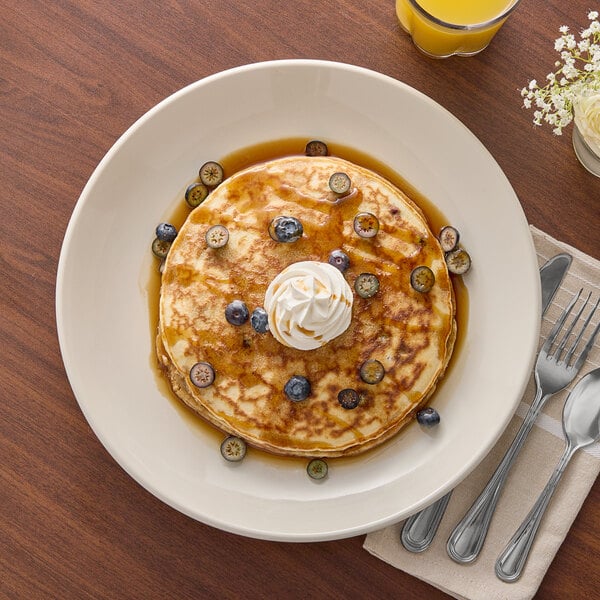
[{"xmin": 157, "ymin": 155, "xmax": 456, "ymax": 457}]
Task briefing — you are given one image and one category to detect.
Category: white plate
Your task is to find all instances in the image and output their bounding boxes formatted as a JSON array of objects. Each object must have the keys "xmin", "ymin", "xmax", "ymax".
[{"xmin": 56, "ymin": 60, "xmax": 540, "ymax": 541}]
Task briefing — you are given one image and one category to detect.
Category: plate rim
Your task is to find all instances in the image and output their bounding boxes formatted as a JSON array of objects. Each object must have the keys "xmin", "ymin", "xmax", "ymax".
[{"xmin": 56, "ymin": 58, "xmax": 540, "ymax": 541}]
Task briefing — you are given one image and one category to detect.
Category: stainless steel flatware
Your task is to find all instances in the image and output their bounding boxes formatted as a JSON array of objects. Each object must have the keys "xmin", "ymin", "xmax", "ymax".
[
  {"xmin": 447, "ymin": 288, "xmax": 600, "ymax": 563},
  {"xmin": 400, "ymin": 253, "xmax": 572, "ymax": 553},
  {"xmin": 495, "ymin": 367, "xmax": 600, "ymax": 582}
]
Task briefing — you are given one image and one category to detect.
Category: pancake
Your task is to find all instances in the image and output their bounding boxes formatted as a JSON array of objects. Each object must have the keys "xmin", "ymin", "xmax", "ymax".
[{"xmin": 157, "ymin": 155, "xmax": 456, "ymax": 457}]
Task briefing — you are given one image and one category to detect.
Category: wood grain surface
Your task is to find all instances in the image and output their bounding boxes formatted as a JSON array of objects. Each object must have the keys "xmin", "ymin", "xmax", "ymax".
[{"xmin": 1, "ymin": 1, "xmax": 598, "ymax": 598}]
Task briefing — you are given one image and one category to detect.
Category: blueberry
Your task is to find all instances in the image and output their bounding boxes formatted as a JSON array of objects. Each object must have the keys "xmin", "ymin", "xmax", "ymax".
[
  {"xmin": 225, "ymin": 300, "xmax": 249, "ymax": 326},
  {"xmin": 250, "ymin": 307, "xmax": 269, "ymax": 333},
  {"xmin": 284, "ymin": 375, "xmax": 311, "ymax": 402},
  {"xmin": 156, "ymin": 222, "xmax": 177, "ymax": 242},
  {"xmin": 268, "ymin": 216, "xmax": 303, "ymax": 243},
  {"xmin": 416, "ymin": 407, "xmax": 441, "ymax": 427},
  {"xmin": 328, "ymin": 249, "xmax": 350, "ymax": 272}
]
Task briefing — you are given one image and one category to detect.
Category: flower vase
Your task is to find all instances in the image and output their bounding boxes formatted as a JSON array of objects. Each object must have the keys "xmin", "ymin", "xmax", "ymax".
[{"xmin": 572, "ymin": 124, "xmax": 600, "ymax": 177}]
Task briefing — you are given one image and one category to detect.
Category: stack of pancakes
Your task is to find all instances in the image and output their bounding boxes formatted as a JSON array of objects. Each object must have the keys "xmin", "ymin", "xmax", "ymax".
[{"xmin": 157, "ymin": 155, "xmax": 456, "ymax": 457}]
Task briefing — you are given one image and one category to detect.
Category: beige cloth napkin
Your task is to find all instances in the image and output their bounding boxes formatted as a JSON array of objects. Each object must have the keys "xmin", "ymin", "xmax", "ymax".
[{"xmin": 364, "ymin": 225, "xmax": 600, "ymax": 600}]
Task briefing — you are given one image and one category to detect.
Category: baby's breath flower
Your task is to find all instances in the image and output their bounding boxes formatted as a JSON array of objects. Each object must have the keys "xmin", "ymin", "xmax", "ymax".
[{"xmin": 521, "ymin": 12, "xmax": 600, "ymax": 134}]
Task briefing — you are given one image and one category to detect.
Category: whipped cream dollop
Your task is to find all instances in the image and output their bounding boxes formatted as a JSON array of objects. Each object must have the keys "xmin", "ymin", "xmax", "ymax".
[{"xmin": 264, "ymin": 261, "xmax": 353, "ymax": 351}]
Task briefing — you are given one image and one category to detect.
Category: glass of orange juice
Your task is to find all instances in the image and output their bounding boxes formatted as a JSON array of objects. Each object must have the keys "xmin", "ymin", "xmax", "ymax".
[{"xmin": 396, "ymin": 0, "xmax": 522, "ymax": 58}]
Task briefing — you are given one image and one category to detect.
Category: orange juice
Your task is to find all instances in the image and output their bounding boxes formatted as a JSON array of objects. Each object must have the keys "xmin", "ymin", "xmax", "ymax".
[{"xmin": 396, "ymin": 0, "xmax": 520, "ymax": 57}]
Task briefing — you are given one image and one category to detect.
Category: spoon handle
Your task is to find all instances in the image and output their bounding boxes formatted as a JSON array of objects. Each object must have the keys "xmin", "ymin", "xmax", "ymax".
[
  {"xmin": 401, "ymin": 492, "xmax": 452, "ymax": 552},
  {"xmin": 495, "ymin": 444, "xmax": 574, "ymax": 582},
  {"xmin": 447, "ymin": 388, "xmax": 547, "ymax": 563}
]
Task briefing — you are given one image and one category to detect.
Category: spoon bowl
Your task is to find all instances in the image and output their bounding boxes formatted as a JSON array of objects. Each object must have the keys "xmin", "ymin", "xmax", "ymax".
[
  {"xmin": 562, "ymin": 369, "xmax": 600, "ymax": 448},
  {"xmin": 495, "ymin": 366, "xmax": 600, "ymax": 582}
]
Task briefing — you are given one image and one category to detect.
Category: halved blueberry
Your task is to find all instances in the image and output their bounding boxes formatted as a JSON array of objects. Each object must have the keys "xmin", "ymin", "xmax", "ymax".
[
  {"xmin": 151, "ymin": 237, "xmax": 171, "ymax": 259},
  {"xmin": 306, "ymin": 458, "xmax": 328, "ymax": 480},
  {"xmin": 250, "ymin": 307, "xmax": 269, "ymax": 333},
  {"xmin": 284, "ymin": 375, "xmax": 311, "ymax": 402},
  {"xmin": 445, "ymin": 248, "xmax": 472, "ymax": 275},
  {"xmin": 305, "ymin": 140, "xmax": 329, "ymax": 156},
  {"xmin": 337, "ymin": 388, "xmax": 360, "ymax": 409},
  {"xmin": 225, "ymin": 300, "xmax": 249, "ymax": 325},
  {"xmin": 189, "ymin": 361, "xmax": 215, "ymax": 388},
  {"xmin": 220, "ymin": 436, "xmax": 247, "ymax": 462},
  {"xmin": 329, "ymin": 172, "xmax": 352, "ymax": 195},
  {"xmin": 205, "ymin": 224, "xmax": 229, "ymax": 248},
  {"xmin": 359, "ymin": 359, "xmax": 385, "ymax": 384},
  {"xmin": 416, "ymin": 407, "xmax": 441, "ymax": 427},
  {"xmin": 328, "ymin": 249, "xmax": 350, "ymax": 272},
  {"xmin": 268, "ymin": 216, "xmax": 303, "ymax": 243},
  {"xmin": 199, "ymin": 161, "xmax": 224, "ymax": 187},
  {"xmin": 185, "ymin": 182, "xmax": 209, "ymax": 208},
  {"xmin": 354, "ymin": 273, "xmax": 379, "ymax": 298},
  {"xmin": 353, "ymin": 212, "xmax": 379, "ymax": 238},
  {"xmin": 156, "ymin": 222, "xmax": 177, "ymax": 242},
  {"xmin": 439, "ymin": 226, "xmax": 460, "ymax": 252},
  {"xmin": 410, "ymin": 265, "xmax": 435, "ymax": 293}
]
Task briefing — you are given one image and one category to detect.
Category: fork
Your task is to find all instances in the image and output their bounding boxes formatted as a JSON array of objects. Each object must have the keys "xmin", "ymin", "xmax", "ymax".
[{"xmin": 446, "ymin": 288, "xmax": 600, "ymax": 564}]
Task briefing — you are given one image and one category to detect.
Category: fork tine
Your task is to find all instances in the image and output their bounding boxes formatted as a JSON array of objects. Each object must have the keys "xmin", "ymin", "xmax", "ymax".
[
  {"xmin": 565, "ymin": 294, "xmax": 599, "ymax": 363},
  {"xmin": 542, "ymin": 289, "xmax": 581, "ymax": 353},
  {"xmin": 573, "ymin": 299, "xmax": 600, "ymax": 370},
  {"xmin": 556, "ymin": 291, "xmax": 591, "ymax": 359}
]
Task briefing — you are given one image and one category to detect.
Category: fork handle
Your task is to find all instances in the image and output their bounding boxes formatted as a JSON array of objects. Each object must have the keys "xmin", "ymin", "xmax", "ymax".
[
  {"xmin": 447, "ymin": 389, "xmax": 549, "ymax": 563},
  {"xmin": 495, "ymin": 444, "xmax": 574, "ymax": 582}
]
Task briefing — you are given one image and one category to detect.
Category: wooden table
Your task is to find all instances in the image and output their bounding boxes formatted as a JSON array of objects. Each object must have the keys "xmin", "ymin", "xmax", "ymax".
[{"xmin": 2, "ymin": 1, "xmax": 598, "ymax": 598}]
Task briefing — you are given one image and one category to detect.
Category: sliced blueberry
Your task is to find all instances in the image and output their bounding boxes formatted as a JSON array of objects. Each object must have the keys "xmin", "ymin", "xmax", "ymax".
[
  {"xmin": 225, "ymin": 300, "xmax": 249, "ymax": 326},
  {"xmin": 284, "ymin": 375, "xmax": 311, "ymax": 402},
  {"xmin": 156, "ymin": 222, "xmax": 177, "ymax": 242},
  {"xmin": 305, "ymin": 140, "xmax": 329, "ymax": 156},
  {"xmin": 410, "ymin": 265, "xmax": 435, "ymax": 293},
  {"xmin": 250, "ymin": 307, "xmax": 269, "ymax": 333},
  {"xmin": 220, "ymin": 436, "xmax": 247, "ymax": 462},
  {"xmin": 359, "ymin": 359, "xmax": 385, "ymax": 384},
  {"xmin": 416, "ymin": 407, "xmax": 441, "ymax": 427},
  {"xmin": 445, "ymin": 248, "xmax": 472, "ymax": 275},
  {"xmin": 185, "ymin": 182, "xmax": 209, "ymax": 208},
  {"xmin": 328, "ymin": 249, "xmax": 350, "ymax": 272},
  {"xmin": 151, "ymin": 237, "xmax": 171, "ymax": 259},
  {"xmin": 329, "ymin": 171, "xmax": 352, "ymax": 195},
  {"xmin": 307, "ymin": 458, "xmax": 328, "ymax": 480},
  {"xmin": 353, "ymin": 212, "xmax": 379, "ymax": 238},
  {"xmin": 205, "ymin": 224, "xmax": 229, "ymax": 248},
  {"xmin": 439, "ymin": 225, "xmax": 460, "ymax": 252},
  {"xmin": 190, "ymin": 361, "xmax": 215, "ymax": 388},
  {"xmin": 338, "ymin": 388, "xmax": 360, "ymax": 409},
  {"xmin": 354, "ymin": 273, "xmax": 379, "ymax": 299},
  {"xmin": 199, "ymin": 161, "xmax": 224, "ymax": 187},
  {"xmin": 268, "ymin": 216, "xmax": 303, "ymax": 243}
]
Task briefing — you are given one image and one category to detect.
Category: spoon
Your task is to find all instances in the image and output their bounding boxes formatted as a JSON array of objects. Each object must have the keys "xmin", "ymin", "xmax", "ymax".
[{"xmin": 495, "ymin": 366, "xmax": 600, "ymax": 582}]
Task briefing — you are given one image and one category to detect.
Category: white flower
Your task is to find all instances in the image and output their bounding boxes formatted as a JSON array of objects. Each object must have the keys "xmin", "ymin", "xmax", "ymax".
[
  {"xmin": 521, "ymin": 11, "xmax": 600, "ymax": 135},
  {"xmin": 573, "ymin": 93, "xmax": 600, "ymax": 155}
]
